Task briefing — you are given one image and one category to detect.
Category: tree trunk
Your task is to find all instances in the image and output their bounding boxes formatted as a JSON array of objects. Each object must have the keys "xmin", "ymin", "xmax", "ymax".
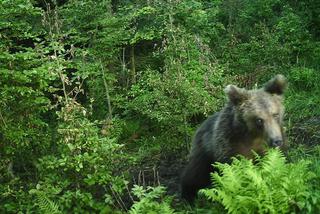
[
  {"xmin": 101, "ymin": 62, "xmax": 113, "ymax": 120},
  {"xmin": 130, "ymin": 46, "xmax": 136, "ymax": 84}
]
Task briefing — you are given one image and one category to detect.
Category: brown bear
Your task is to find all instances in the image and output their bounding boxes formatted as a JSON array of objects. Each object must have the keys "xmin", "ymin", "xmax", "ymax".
[{"xmin": 180, "ymin": 75, "xmax": 287, "ymax": 203}]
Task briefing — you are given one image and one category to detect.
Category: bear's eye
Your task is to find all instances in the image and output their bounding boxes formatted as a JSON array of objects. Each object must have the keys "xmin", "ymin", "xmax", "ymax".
[
  {"xmin": 273, "ymin": 113, "xmax": 280, "ymax": 119},
  {"xmin": 255, "ymin": 118, "xmax": 264, "ymax": 128}
]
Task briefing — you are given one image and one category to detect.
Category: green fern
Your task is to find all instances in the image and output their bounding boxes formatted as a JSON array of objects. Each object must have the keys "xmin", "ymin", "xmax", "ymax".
[
  {"xmin": 37, "ymin": 193, "xmax": 61, "ymax": 214},
  {"xmin": 29, "ymin": 189, "xmax": 61, "ymax": 214},
  {"xmin": 129, "ymin": 185, "xmax": 175, "ymax": 214},
  {"xmin": 201, "ymin": 149, "xmax": 315, "ymax": 214}
]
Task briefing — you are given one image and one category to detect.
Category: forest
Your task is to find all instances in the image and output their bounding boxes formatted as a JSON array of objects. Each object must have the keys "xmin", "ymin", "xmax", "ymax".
[{"xmin": 1, "ymin": 0, "xmax": 320, "ymax": 213}]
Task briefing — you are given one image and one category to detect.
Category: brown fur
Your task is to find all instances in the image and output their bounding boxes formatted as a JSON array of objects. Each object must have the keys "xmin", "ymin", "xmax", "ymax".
[{"xmin": 180, "ymin": 75, "xmax": 287, "ymax": 203}]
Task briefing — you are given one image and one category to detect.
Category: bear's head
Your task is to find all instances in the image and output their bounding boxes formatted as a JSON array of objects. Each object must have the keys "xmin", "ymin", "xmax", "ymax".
[{"xmin": 225, "ymin": 75, "xmax": 287, "ymax": 148}]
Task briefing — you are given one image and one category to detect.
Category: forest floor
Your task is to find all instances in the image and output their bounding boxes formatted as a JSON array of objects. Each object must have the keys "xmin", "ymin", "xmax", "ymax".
[{"xmin": 131, "ymin": 153, "xmax": 186, "ymax": 196}]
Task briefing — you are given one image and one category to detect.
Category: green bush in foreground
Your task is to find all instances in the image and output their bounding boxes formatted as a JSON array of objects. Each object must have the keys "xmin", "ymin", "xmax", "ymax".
[
  {"xmin": 201, "ymin": 149, "xmax": 319, "ymax": 214},
  {"xmin": 129, "ymin": 185, "xmax": 175, "ymax": 214}
]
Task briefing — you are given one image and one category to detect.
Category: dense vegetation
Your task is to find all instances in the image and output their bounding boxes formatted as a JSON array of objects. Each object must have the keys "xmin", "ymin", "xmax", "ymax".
[{"xmin": 1, "ymin": 0, "xmax": 320, "ymax": 213}]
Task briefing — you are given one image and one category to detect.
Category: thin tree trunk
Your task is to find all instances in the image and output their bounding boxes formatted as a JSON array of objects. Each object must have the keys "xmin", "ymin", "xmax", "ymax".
[
  {"xmin": 130, "ymin": 46, "xmax": 136, "ymax": 84},
  {"xmin": 183, "ymin": 112, "xmax": 190, "ymax": 152},
  {"xmin": 101, "ymin": 62, "xmax": 113, "ymax": 120},
  {"xmin": 121, "ymin": 48, "xmax": 129, "ymax": 88}
]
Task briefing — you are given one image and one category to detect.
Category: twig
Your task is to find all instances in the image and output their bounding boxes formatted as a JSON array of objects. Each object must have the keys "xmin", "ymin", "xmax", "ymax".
[
  {"xmin": 108, "ymin": 185, "xmax": 127, "ymax": 211},
  {"xmin": 125, "ymin": 181, "xmax": 135, "ymax": 203}
]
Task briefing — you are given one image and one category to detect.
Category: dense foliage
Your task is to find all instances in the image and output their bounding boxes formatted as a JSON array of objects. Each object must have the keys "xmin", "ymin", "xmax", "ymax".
[
  {"xmin": 201, "ymin": 149, "xmax": 320, "ymax": 214},
  {"xmin": 1, "ymin": 0, "xmax": 320, "ymax": 213}
]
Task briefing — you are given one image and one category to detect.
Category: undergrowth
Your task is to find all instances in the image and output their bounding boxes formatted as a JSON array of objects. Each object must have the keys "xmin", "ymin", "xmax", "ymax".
[
  {"xmin": 129, "ymin": 185, "xmax": 175, "ymax": 214},
  {"xmin": 200, "ymin": 149, "xmax": 320, "ymax": 214}
]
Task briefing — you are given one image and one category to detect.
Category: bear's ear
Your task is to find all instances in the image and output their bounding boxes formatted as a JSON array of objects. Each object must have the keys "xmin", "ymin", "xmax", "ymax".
[
  {"xmin": 224, "ymin": 85, "xmax": 249, "ymax": 105},
  {"xmin": 264, "ymin": 74, "xmax": 287, "ymax": 95}
]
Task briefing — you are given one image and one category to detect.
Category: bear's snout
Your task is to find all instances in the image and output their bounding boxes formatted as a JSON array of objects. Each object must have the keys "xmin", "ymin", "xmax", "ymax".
[{"xmin": 269, "ymin": 138, "xmax": 283, "ymax": 148}]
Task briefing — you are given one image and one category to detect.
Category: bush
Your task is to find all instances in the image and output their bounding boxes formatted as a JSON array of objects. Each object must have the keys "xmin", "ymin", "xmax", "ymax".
[
  {"xmin": 31, "ymin": 102, "xmax": 129, "ymax": 212},
  {"xmin": 129, "ymin": 185, "xmax": 175, "ymax": 214},
  {"xmin": 289, "ymin": 67, "xmax": 320, "ymax": 91}
]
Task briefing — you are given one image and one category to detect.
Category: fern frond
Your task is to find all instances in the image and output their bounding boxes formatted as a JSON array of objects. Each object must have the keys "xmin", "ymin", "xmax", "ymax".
[
  {"xmin": 37, "ymin": 193, "xmax": 61, "ymax": 214},
  {"xmin": 202, "ymin": 149, "xmax": 315, "ymax": 214},
  {"xmin": 260, "ymin": 148, "xmax": 286, "ymax": 175}
]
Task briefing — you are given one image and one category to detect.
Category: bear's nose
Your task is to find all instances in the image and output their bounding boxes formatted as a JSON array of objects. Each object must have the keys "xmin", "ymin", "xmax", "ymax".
[{"xmin": 271, "ymin": 139, "xmax": 283, "ymax": 147}]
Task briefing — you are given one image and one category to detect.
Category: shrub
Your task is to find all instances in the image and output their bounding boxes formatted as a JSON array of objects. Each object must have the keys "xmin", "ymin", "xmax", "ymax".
[
  {"xmin": 129, "ymin": 185, "xmax": 175, "ymax": 214},
  {"xmin": 33, "ymin": 102, "xmax": 129, "ymax": 212}
]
